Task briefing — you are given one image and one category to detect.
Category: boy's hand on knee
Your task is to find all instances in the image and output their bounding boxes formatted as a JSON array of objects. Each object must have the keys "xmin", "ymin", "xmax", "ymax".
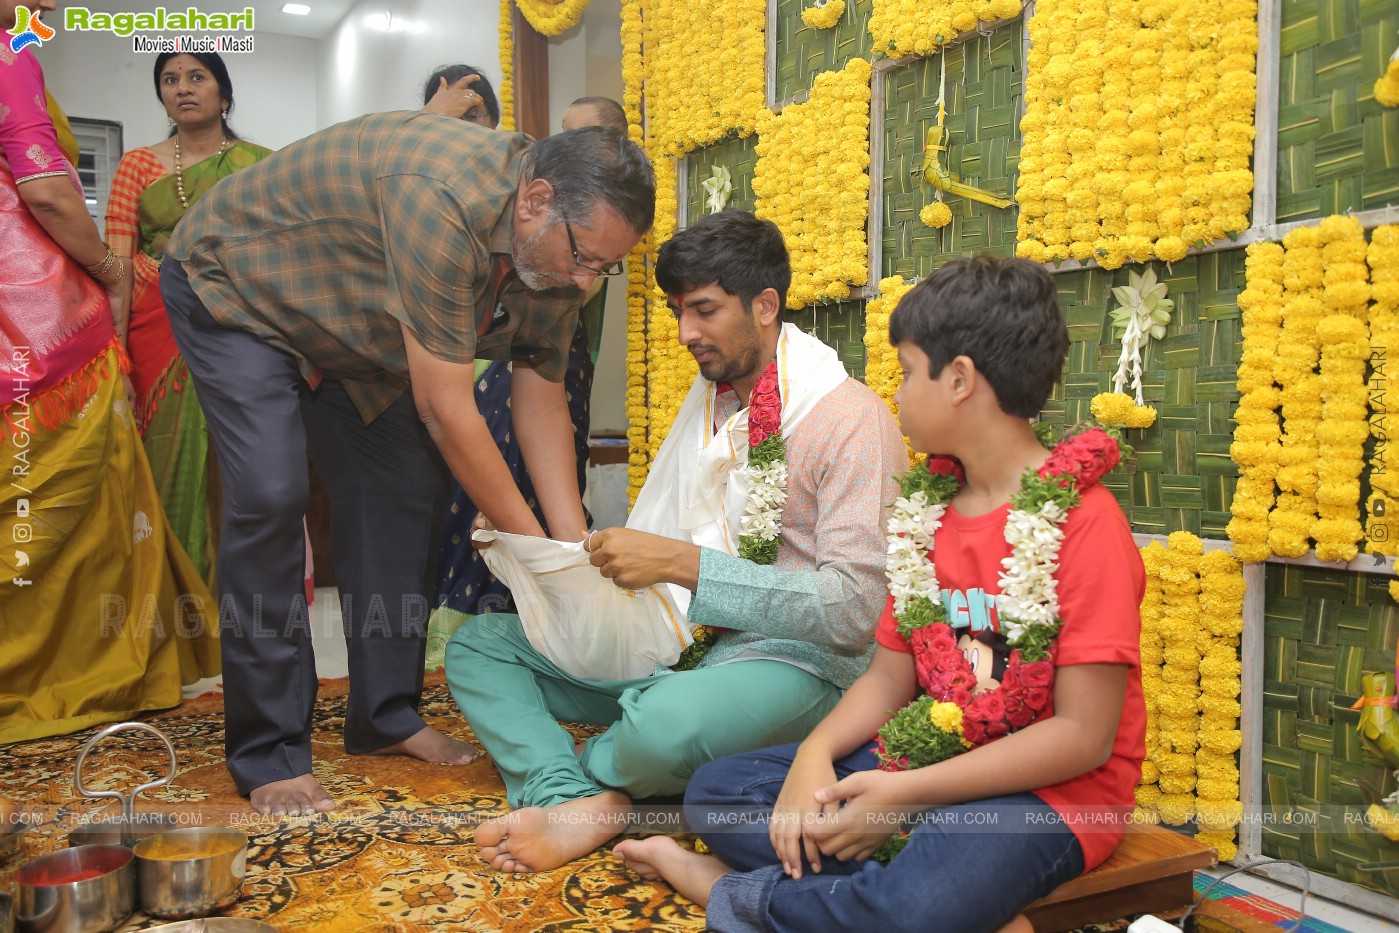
[
  {"xmin": 770, "ymin": 751, "xmax": 838, "ymax": 879},
  {"xmin": 811, "ymin": 770, "xmax": 916, "ymax": 863}
]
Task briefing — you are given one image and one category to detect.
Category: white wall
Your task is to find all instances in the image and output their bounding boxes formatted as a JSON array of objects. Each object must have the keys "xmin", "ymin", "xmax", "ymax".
[
  {"xmin": 37, "ymin": 0, "xmax": 632, "ymax": 434},
  {"xmin": 547, "ymin": 0, "xmax": 629, "ymax": 434},
  {"xmin": 317, "ymin": 0, "xmax": 631, "ymax": 434},
  {"xmin": 36, "ymin": 30, "xmax": 319, "ymax": 152},
  {"xmin": 317, "ymin": 0, "xmax": 500, "ymax": 128}
]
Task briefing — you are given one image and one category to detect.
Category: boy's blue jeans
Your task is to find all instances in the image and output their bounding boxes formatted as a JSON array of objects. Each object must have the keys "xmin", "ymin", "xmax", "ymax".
[{"xmin": 685, "ymin": 742, "xmax": 1086, "ymax": 933}]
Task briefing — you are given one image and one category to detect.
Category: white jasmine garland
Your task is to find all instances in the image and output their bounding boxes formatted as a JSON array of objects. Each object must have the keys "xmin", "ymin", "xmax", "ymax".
[
  {"xmin": 996, "ymin": 502, "xmax": 1069, "ymax": 643},
  {"xmin": 886, "ymin": 492, "xmax": 945, "ymax": 616},
  {"xmin": 740, "ymin": 460, "xmax": 788, "ymax": 542},
  {"xmin": 885, "ymin": 461, "xmax": 1089, "ymax": 653}
]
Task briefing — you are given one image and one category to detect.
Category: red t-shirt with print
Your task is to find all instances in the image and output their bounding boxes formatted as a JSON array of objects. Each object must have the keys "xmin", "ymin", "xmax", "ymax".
[{"xmin": 874, "ymin": 483, "xmax": 1146, "ymax": 871}]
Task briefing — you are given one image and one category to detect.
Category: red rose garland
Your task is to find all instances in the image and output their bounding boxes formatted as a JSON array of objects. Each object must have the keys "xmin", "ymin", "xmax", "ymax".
[
  {"xmin": 673, "ymin": 362, "xmax": 785, "ymax": 671},
  {"xmin": 870, "ymin": 425, "xmax": 1125, "ymax": 860}
]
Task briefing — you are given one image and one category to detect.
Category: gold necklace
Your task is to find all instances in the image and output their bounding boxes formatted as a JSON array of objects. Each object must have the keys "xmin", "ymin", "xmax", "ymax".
[{"xmin": 173, "ymin": 134, "xmax": 229, "ymax": 210}]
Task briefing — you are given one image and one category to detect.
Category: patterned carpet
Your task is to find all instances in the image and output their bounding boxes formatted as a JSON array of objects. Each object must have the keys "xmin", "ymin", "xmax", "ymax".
[
  {"xmin": 0, "ymin": 679, "xmax": 1157, "ymax": 931},
  {"xmin": 0, "ymin": 677, "xmax": 702, "ymax": 932}
]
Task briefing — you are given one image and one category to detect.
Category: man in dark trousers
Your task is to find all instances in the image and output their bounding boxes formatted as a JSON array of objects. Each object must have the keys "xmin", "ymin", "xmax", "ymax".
[{"xmin": 162, "ymin": 117, "xmax": 654, "ymax": 816}]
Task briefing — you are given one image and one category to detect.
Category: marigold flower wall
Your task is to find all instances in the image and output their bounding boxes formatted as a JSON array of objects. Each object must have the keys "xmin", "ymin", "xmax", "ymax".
[{"xmin": 592, "ymin": 0, "xmax": 1399, "ymax": 897}]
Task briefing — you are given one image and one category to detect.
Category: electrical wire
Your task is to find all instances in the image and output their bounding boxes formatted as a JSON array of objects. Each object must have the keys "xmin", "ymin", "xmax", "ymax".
[{"xmin": 1179, "ymin": 858, "xmax": 1311, "ymax": 932}]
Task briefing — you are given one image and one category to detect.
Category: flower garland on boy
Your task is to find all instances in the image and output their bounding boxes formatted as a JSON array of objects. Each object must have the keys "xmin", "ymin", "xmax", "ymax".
[{"xmin": 872, "ymin": 423, "xmax": 1126, "ymax": 858}]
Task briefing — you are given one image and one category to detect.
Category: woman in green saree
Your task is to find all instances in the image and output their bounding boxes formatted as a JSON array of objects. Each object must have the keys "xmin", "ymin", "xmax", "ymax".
[{"xmin": 106, "ymin": 52, "xmax": 271, "ymax": 587}]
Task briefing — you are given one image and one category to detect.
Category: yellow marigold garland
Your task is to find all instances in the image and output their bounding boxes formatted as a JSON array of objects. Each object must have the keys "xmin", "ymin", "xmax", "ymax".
[
  {"xmin": 801, "ymin": 0, "xmax": 845, "ymax": 29},
  {"xmin": 1137, "ymin": 537, "xmax": 1244, "ymax": 859},
  {"xmin": 1376, "ymin": 56, "xmax": 1399, "ymax": 108},
  {"xmin": 1135, "ymin": 542, "xmax": 1168, "ymax": 818},
  {"xmin": 497, "ymin": 0, "xmax": 515, "ymax": 131},
  {"xmin": 1227, "ymin": 242, "xmax": 1285, "ymax": 561},
  {"xmin": 753, "ymin": 58, "xmax": 872, "ymax": 309},
  {"xmin": 1016, "ymin": 0, "xmax": 1257, "ymax": 267},
  {"xmin": 1091, "ymin": 392, "xmax": 1157, "ymax": 429},
  {"xmin": 1154, "ymin": 532, "xmax": 1202, "ymax": 825},
  {"xmin": 646, "ymin": 0, "xmax": 766, "ymax": 157},
  {"xmin": 1368, "ymin": 227, "xmax": 1399, "ymax": 555},
  {"xmin": 1313, "ymin": 216, "xmax": 1371, "ymax": 561},
  {"xmin": 1270, "ymin": 225, "xmax": 1325, "ymax": 558},
  {"xmin": 621, "ymin": 0, "xmax": 649, "ymax": 502},
  {"xmin": 920, "ymin": 201, "xmax": 953, "ymax": 229},
  {"xmin": 1065, "ymin": 0, "xmax": 1106, "ymax": 263},
  {"xmin": 1195, "ymin": 548, "xmax": 1244, "ymax": 862},
  {"xmin": 869, "ymin": 0, "xmax": 1023, "ymax": 57},
  {"xmin": 513, "ymin": 0, "xmax": 589, "ymax": 37},
  {"xmin": 864, "ymin": 275, "xmax": 918, "ymax": 466},
  {"xmin": 644, "ymin": 158, "xmax": 695, "ymax": 468}
]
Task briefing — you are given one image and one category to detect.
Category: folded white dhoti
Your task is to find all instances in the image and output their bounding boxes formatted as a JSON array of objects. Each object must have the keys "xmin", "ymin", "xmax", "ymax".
[
  {"xmin": 480, "ymin": 323, "xmax": 849, "ymax": 680},
  {"xmin": 474, "ymin": 529, "xmax": 689, "ymax": 680}
]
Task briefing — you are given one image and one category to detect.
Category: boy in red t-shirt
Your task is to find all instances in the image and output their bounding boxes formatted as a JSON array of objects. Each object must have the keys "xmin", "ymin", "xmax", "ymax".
[{"xmin": 614, "ymin": 256, "xmax": 1146, "ymax": 932}]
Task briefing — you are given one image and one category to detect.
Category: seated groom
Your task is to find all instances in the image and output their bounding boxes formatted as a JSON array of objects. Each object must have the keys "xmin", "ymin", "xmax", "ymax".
[{"xmin": 445, "ymin": 209, "xmax": 906, "ymax": 872}]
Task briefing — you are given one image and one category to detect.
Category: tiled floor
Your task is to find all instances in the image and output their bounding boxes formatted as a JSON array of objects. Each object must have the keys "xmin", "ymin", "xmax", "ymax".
[{"xmin": 184, "ymin": 589, "xmax": 1399, "ymax": 931}]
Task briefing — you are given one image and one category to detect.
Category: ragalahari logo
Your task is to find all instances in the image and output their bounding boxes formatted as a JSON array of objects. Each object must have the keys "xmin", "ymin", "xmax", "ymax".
[{"xmin": 8, "ymin": 7, "xmax": 55, "ymax": 53}]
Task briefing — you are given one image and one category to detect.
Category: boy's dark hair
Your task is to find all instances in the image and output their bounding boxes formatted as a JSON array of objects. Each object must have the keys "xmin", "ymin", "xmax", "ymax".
[
  {"xmin": 569, "ymin": 97, "xmax": 628, "ymax": 134},
  {"xmin": 655, "ymin": 210, "xmax": 791, "ymax": 309},
  {"xmin": 422, "ymin": 64, "xmax": 501, "ymax": 127},
  {"xmin": 889, "ymin": 256, "xmax": 1067, "ymax": 418}
]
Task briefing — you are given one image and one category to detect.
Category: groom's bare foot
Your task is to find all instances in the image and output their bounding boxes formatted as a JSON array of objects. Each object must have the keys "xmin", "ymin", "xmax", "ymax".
[
  {"xmin": 475, "ymin": 791, "xmax": 631, "ymax": 873},
  {"xmin": 370, "ymin": 725, "xmax": 479, "ymax": 764},
  {"xmin": 249, "ymin": 775, "xmax": 337, "ymax": 817},
  {"xmin": 613, "ymin": 836, "xmax": 730, "ymax": 908}
]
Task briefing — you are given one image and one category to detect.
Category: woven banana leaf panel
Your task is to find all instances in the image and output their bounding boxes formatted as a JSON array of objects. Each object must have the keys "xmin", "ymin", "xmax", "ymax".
[
  {"xmin": 1263, "ymin": 564, "xmax": 1399, "ymax": 897},
  {"xmin": 685, "ymin": 134, "xmax": 759, "ymax": 219},
  {"xmin": 1275, "ymin": 0, "xmax": 1399, "ymax": 222},
  {"xmin": 1039, "ymin": 250, "xmax": 1246, "ymax": 539},
  {"xmin": 880, "ymin": 19, "xmax": 1023, "ymax": 280},
  {"xmin": 773, "ymin": 0, "xmax": 874, "ymax": 102}
]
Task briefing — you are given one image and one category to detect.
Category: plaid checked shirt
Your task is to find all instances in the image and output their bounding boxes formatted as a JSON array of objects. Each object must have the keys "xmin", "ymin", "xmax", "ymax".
[{"xmin": 167, "ymin": 111, "xmax": 583, "ymax": 423}]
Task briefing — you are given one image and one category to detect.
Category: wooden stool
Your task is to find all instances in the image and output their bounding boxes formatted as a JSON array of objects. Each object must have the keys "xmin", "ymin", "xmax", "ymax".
[{"xmin": 1023, "ymin": 824, "xmax": 1218, "ymax": 932}]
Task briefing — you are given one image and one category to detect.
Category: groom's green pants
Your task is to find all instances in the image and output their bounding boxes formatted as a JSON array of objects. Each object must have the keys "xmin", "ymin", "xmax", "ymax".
[{"xmin": 445, "ymin": 613, "xmax": 840, "ymax": 808}]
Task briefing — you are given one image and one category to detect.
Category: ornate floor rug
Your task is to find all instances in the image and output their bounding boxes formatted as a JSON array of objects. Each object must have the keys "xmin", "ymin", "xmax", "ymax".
[
  {"xmin": 0, "ymin": 677, "xmax": 702, "ymax": 932},
  {"xmin": 0, "ymin": 678, "xmax": 1168, "ymax": 931}
]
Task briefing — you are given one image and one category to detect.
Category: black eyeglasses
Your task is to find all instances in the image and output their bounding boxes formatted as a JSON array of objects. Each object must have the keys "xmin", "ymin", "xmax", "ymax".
[{"xmin": 561, "ymin": 214, "xmax": 624, "ymax": 277}]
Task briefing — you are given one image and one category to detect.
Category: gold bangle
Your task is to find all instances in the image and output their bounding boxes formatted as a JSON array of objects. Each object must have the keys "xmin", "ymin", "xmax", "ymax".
[
  {"xmin": 106, "ymin": 255, "xmax": 126, "ymax": 287},
  {"xmin": 84, "ymin": 245, "xmax": 117, "ymax": 279}
]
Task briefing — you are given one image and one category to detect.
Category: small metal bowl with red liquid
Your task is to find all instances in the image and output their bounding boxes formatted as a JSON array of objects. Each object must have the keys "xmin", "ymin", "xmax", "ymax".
[{"xmin": 15, "ymin": 845, "xmax": 134, "ymax": 933}]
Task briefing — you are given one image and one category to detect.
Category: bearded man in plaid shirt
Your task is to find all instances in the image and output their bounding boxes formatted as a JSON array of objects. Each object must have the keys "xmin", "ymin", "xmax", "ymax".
[{"xmin": 162, "ymin": 117, "xmax": 654, "ymax": 817}]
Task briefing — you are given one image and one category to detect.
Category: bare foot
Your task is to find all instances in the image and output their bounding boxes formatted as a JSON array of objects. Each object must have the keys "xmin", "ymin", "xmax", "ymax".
[
  {"xmin": 249, "ymin": 774, "xmax": 336, "ymax": 817},
  {"xmin": 996, "ymin": 915, "xmax": 1033, "ymax": 933},
  {"xmin": 370, "ymin": 725, "xmax": 479, "ymax": 765},
  {"xmin": 613, "ymin": 836, "xmax": 731, "ymax": 908},
  {"xmin": 475, "ymin": 791, "xmax": 631, "ymax": 873}
]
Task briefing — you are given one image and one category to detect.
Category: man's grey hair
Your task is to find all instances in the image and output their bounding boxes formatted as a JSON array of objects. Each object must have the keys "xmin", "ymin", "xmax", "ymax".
[{"xmin": 521, "ymin": 126, "xmax": 655, "ymax": 236}]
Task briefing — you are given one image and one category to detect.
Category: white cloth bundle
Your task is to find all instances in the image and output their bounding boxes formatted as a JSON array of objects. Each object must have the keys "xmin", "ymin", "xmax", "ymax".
[{"xmin": 479, "ymin": 324, "xmax": 849, "ymax": 680}]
